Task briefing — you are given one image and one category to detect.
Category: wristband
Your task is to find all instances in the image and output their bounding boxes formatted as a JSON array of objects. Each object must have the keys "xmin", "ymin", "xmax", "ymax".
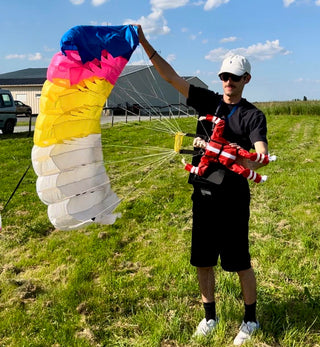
[{"xmin": 149, "ymin": 50, "xmax": 157, "ymax": 60}]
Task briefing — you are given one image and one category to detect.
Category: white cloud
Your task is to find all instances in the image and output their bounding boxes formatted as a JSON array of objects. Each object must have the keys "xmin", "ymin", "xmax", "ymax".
[
  {"xmin": 220, "ymin": 36, "xmax": 237, "ymax": 43},
  {"xmin": 89, "ymin": 20, "xmax": 112, "ymax": 25},
  {"xmin": 283, "ymin": 0, "xmax": 295, "ymax": 6},
  {"xmin": 205, "ymin": 40, "xmax": 291, "ymax": 62},
  {"xmin": 91, "ymin": 0, "xmax": 109, "ymax": 5},
  {"xmin": 187, "ymin": 31, "xmax": 203, "ymax": 41},
  {"xmin": 245, "ymin": 40, "xmax": 291, "ymax": 59},
  {"xmin": 294, "ymin": 77, "xmax": 320, "ymax": 83},
  {"xmin": 166, "ymin": 54, "xmax": 176, "ymax": 63},
  {"xmin": 205, "ymin": 47, "xmax": 229, "ymax": 62},
  {"xmin": 192, "ymin": 1, "xmax": 205, "ymax": 6},
  {"xmin": 29, "ymin": 53, "xmax": 42, "ymax": 61},
  {"xmin": 204, "ymin": 0, "xmax": 229, "ymax": 10},
  {"xmin": 5, "ymin": 53, "xmax": 42, "ymax": 61},
  {"xmin": 43, "ymin": 46, "xmax": 55, "ymax": 52},
  {"xmin": 150, "ymin": 0, "xmax": 189, "ymax": 10},
  {"xmin": 124, "ymin": 10, "xmax": 170, "ymax": 37},
  {"xmin": 284, "ymin": 0, "xmax": 320, "ymax": 6},
  {"xmin": 69, "ymin": 0, "xmax": 108, "ymax": 5},
  {"xmin": 124, "ymin": 0, "xmax": 190, "ymax": 38},
  {"xmin": 5, "ymin": 54, "xmax": 26, "ymax": 60},
  {"xmin": 69, "ymin": 0, "xmax": 85, "ymax": 4}
]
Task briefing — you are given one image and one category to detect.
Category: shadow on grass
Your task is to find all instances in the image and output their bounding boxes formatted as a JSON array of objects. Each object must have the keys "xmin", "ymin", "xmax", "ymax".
[
  {"xmin": 0, "ymin": 131, "xmax": 34, "ymax": 140},
  {"xmin": 259, "ymin": 287, "xmax": 320, "ymax": 342}
]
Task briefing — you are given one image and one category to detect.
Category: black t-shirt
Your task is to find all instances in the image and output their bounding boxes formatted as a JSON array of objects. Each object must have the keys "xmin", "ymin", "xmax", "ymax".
[{"xmin": 186, "ymin": 84, "xmax": 268, "ymax": 186}]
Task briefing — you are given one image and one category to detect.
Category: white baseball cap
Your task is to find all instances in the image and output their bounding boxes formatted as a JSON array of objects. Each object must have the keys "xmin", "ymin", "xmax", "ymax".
[{"xmin": 218, "ymin": 55, "xmax": 251, "ymax": 76}]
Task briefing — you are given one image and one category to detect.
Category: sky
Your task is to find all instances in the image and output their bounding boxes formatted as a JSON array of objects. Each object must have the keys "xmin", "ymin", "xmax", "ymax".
[{"xmin": 1, "ymin": 0, "xmax": 319, "ymax": 102}]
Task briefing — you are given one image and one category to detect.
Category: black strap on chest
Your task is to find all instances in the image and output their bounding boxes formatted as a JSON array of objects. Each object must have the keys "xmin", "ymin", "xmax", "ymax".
[{"xmin": 179, "ymin": 99, "xmax": 239, "ymax": 155}]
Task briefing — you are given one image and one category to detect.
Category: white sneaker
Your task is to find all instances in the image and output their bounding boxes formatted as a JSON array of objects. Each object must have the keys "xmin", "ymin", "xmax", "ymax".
[
  {"xmin": 193, "ymin": 318, "xmax": 218, "ymax": 337},
  {"xmin": 233, "ymin": 321, "xmax": 259, "ymax": 345}
]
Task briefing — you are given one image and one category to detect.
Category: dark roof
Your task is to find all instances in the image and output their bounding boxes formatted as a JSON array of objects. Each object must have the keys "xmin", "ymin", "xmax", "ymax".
[
  {"xmin": 120, "ymin": 65, "xmax": 150, "ymax": 76},
  {"xmin": 0, "ymin": 66, "xmax": 150, "ymax": 86},
  {"xmin": 0, "ymin": 68, "xmax": 47, "ymax": 85},
  {"xmin": 0, "ymin": 65, "xmax": 206, "ymax": 88}
]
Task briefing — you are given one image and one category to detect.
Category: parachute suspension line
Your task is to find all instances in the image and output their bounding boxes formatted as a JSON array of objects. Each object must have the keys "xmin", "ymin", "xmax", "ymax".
[
  {"xmin": 107, "ymin": 150, "xmax": 175, "ymax": 185},
  {"xmin": 121, "ymin": 47, "xmax": 190, "ymax": 124},
  {"xmin": 53, "ymin": 149, "xmax": 176, "ymax": 225},
  {"xmin": 140, "ymin": 48, "xmax": 192, "ymax": 127},
  {"xmin": 111, "ymin": 83, "xmax": 190, "ymax": 120},
  {"xmin": 137, "ymin": 69, "xmax": 165, "ymax": 109},
  {"xmin": 114, "ymin": 70, "xmax": 167, "ymax": 117},
  {"xmin": 120, "ymin": 78, "xmax": 177, "ymax": 126},
  {"xmin": 196, "ymin": 114, "xmax": 211, "ymax": 141},
  {"xmin": 95, "ymin": 45, "xmax": 199, "ymax": 217},
  {"xmin": 110, "ymin": 85, "xmax": 179, "ymax": 135},
  {"xmin": 93, "ymin": 149, "xmax": 177, "ymax": 220},
  {"xmin": 140, "ymin": 124, "xmax": 175, "ymax": 135},
  {"xmin": 102, "ymin": 143, "xmax": 173, "ymax": 152},
  {"xmin": 136, "ymin": 48, "xmax": 202, "ymax": 149},
  {"xmin": 132, "ymin": 149, "xmax": 176, "ymax": 184},
  {"xmin": 116, "ymin": 151, "xmax": 176, "ymax": 196},
  {"xmin": 143, "ymin": 50, "xmax": 169, "ymax": 107},
  {"xmin": 143, "ymin": 118, "xmax": 178, "ymax": 135},
  {"xmin": 136, "ymin": 47, "xmax": 201, "ymax": 132},
  {"xmin": 109, "ymin": 84, "xmax": 178, "ymax": 135},
  {"xmin": 106, "ymin": 90, "xmax": 180, "ymax": 136},
  {"xmin": 104, "ymin": 149, "xmax": 174, "ymax": 166},
  {"xmin": 151, "ymin": 106, "xmax": 184, "ymax": 134},
  {"xmin": 108, "ymin": 48, "xmax": 192, "ymax": 136},
  {"xmin": 0, "ymin": 162, "xmax": 31, "ymax": 230},
  {"xmin": 1, "ymin": 162, "xmax": 31, "ymax": 214}
]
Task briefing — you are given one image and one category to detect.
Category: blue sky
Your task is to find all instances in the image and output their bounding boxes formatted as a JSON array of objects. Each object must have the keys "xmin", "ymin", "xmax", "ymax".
[{"xmin": 1, "ymin": 0, "xmax": 319, "ymax": 102}]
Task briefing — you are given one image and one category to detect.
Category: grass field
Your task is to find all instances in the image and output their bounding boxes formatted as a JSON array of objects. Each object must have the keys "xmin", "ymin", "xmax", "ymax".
[{"xmin": 0, "ymin": 110, "xmax": 320, "ymax": 346}]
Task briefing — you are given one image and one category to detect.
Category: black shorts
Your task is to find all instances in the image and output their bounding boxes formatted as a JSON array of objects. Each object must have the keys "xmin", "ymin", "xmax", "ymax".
[{"xmin": 190, "ymin": 173, "xmax": 251, "ymax": 272}]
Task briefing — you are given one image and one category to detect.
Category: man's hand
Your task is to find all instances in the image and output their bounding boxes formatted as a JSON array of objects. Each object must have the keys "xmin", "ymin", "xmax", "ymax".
[
  {"xmin": 235, "ymin": 156, "xmax": 252, "ymax": 169},
  {"xmin": 235, "ymin": 141, "xmax": 269, "ymax": 170},
  {"xmin": 193, "ymin": 137, "xmax": 207, "ymax": 149},
  {"xmin": 228, "ymin": 143, "xmax": 253, "ymax": 169},
  {"xmin": 134, "ymin": 24, "xmax": 147, "ymax": 45}
]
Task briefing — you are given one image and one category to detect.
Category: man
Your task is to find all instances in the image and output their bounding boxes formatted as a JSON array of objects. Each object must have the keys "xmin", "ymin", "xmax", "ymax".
[{"xmin": 137, "ymin": 25, "xmax": 268, "ymax": 346}]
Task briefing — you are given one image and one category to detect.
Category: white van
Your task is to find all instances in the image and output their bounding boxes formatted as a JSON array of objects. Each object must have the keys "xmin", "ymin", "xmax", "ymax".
[{"xmin": 0, "ymin": 89, "xmax": 17, "ymax": 134}]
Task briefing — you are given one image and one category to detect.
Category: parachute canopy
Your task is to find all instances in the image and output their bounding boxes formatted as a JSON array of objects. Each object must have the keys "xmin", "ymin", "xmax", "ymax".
[{"xmin": 32, "ymin": 25, "xmax": 139, "ymax": 230}]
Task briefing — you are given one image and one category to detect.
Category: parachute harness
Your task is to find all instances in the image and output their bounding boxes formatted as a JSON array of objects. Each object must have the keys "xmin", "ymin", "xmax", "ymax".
[
  {"xmin": 174, "ymin": 131, "xmax": 208, "ymax": 155},
  {"xmin": 174, "ymin": 132, "xmax": 185, "ymax": 153}
]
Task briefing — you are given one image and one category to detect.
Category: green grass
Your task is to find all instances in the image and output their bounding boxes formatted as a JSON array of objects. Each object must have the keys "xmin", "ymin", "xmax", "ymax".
[
  {"xmin": 1, "ymin": 112, "xmax": 320, "ymax": 346},
  {"xmin": 255, "ymin": 99, "xmax": 320, "ymax": 116}
]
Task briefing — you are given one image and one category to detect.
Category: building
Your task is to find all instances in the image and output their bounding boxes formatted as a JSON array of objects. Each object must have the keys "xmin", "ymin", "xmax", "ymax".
[
  {"xmin": 0, "ymin": 65, "xmax": 208, "ymax": 115},
  {"xmin": 107, "ymin": 65, "xmax": 208, "ymax": 115},
  {"xmin": 0, "ymin": 68, "xmax": 46, "ymax": 114}
]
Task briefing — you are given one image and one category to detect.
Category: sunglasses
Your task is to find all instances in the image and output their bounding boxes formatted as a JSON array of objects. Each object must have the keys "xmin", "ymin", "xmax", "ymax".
[{"xmin": 219, "ymin": 73, "xmax": 246, "ymax": 82}]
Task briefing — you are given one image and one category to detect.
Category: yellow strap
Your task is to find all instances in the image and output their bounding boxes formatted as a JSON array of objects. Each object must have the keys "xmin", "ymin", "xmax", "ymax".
[{"xmin": 174, "ymin": 132, "xmax": 185, "ymax": 153}]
